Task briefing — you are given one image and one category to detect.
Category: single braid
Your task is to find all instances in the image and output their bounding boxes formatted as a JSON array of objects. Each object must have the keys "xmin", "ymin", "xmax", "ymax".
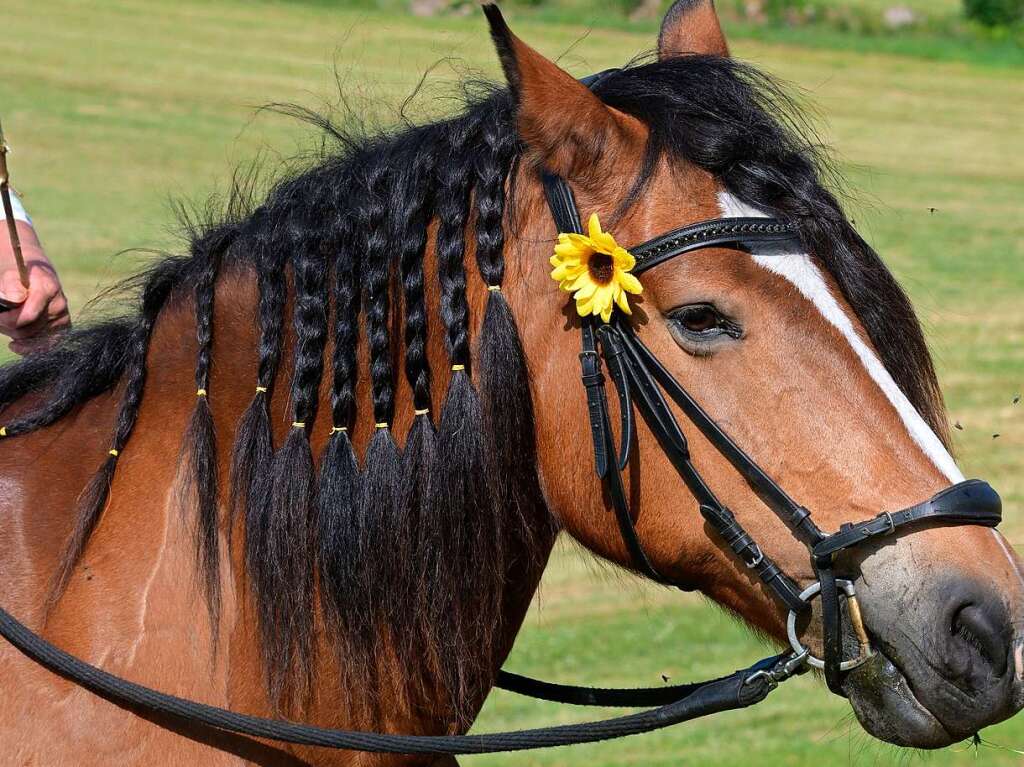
[
  {"xmin": 435, "ymin": 112, "xmax": 485, "ymax": 366},
  {"xmin": 318, "ymin": 197, "xmax": 365, "ymax": 658},
  {"xmin": 474, "ymin": 103, "xmax": 552, "ymax": 573},
  {"xmin": 48, "ymin": 261, "xmax": 179, "ymax": 607},
  {"xmin": 361, "ymin": 158, "xmax": 396, "ymax": 426},
  {"xmin": 230, "ymin": 211, "xmax": 286, "ymax": 534},
  {"xmin": 329, "ymin": 209, "xmax": 360, "ymax": 429},
  {"xmin": 289, "ymin": 235, "xmax": 330, "ymax": 429},
  {"xmin": 388, "ymin": 133, "xmax": 440, "ymax": 677},
  {"xmin": 422, "ymin": 108, "xmax": 500, "ymax": 718},
  {"xmin": 255, "ymin": 233, "xmax": 288, "ymax": 395},
  {"xmin": 397, "ymin": 132, "xmax": 438, "ymax": 410},
  {"xmin": 181, "ymin": 224, "xmax": 236, "ymax": 641},
  {"xmin": 258, "ymin": 205, "xmax": 330, "ymax": 708},
  {"xmin": 473, "ymin": 101, "xmax": 516, "ymax": 289},
  {"xmin": 353, "ymin": 152, "xmax": 406, "ymax": 673}
]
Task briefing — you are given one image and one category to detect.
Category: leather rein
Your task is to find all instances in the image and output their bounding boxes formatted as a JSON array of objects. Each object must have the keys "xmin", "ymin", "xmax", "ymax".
[{"xmin": 0, "ymin": 168, "xmax": 1003, "ymax": 758}]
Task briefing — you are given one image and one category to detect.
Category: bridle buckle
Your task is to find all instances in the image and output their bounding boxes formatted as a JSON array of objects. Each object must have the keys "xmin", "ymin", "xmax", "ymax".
[
  {"xmin": 742, "ymin": 544, "xmax": 764, "ymax": 569},
  {"xmin": 880, "ymin": 510, "xmax": 895, "ymax": 535}
]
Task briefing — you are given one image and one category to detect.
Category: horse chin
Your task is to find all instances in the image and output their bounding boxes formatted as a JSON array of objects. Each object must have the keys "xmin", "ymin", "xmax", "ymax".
[{"xmin": 843, "ymin": 649, "xmax": 955, "ymax": 749}]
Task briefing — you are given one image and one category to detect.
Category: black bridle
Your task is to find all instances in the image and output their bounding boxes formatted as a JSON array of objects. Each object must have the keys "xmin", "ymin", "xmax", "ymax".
[
  {"xmin": 542, "ymin": 171, "xmax": 1002, "ymax": 695},
  {"xmin": 0, "ymin": 145, "xmax": 1003, "ymax": 757}
]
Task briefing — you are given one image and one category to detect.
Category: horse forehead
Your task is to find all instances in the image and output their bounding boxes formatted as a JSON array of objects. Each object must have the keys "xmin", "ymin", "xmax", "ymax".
[{"xmin": 715, "ymin": 190, "xmax": 964, "ymax": 485}]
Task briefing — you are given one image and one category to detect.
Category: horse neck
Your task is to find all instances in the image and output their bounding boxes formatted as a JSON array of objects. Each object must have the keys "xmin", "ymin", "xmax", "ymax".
[{"xmin": 1, "ymin": 256, "xmax": 556, "ymax": 756}]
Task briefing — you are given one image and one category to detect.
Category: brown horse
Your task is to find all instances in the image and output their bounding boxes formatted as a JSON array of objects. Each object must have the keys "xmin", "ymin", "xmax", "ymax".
[{"xmin": 0, "ymin": 1, "xmax": 1021, "ymax": 763}]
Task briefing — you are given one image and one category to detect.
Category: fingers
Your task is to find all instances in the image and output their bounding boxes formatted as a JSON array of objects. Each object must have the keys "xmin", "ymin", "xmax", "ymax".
[
  {"xmin": 0, "ymin": 227, "xmax": 72, "ymax": 354},
  {"xmin": 0, "ymin": 269, "xmax": 28, "ymax": 307},
  {"xmin": 5, "ymin": 300, "xmax": 70, "ymax": 336},
  {"xmin": 0, "ymin": 261, "xmax": 66, "ymax": 332},
  {"xmin": 16, "ymin": 270, "xmax": 59, "ymax": 328},
  {"xmin": 7, "ymin": 311, "xmax": 71, "ymax": 355}
]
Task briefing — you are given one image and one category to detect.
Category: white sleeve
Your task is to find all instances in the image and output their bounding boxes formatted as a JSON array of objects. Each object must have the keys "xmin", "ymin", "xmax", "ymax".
[{"xmin": 1, "ymin": 189, "xmax": 32, "ymax": 225}]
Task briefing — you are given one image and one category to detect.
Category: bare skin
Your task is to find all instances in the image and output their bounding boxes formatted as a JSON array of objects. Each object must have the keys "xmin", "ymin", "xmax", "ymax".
[
  {"xmin": 0, "ymin": 1, "xmax": 1020, "ymax": 763},
  {"xmin": 0, "ymin": 218, "xmax": 71, "ymax": 354}
]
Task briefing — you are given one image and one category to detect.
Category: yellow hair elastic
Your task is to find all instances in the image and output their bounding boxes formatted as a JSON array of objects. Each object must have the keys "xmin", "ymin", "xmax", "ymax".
[
  {"xmin": 487, "ymin": 285, "xmax": 501, "ymax": 292},
  {"xmin": 196, "ymin": 388, "xmax": 207, "ymax": 398},
  {"xmin": 375, "ymin": 422, "xmax": 389, "ymax": 429},
  {"xmin": 109, "ymin": 449, "xmax": 120, "ymax": 457},
  {"xmin": 414, "ymin": 408, "xmax": 430, "ymax": 416},
  {"xmin": 330, "ymin": 426, "xmax": 347, "ymax": 434},
  {"xmin": 255, "ymin": 386, "xmax": 267, "ymax": 394},
  {"xmin": 0, "ymin": 426, "xmax": 7, "ymax": 437},
  {"xmin": 451, "ymin": 364, "xmax": 466, "ymax": 372},
  {"xmin": 292, "ymin": 421, "xmax": 306, "ymax": 429}
]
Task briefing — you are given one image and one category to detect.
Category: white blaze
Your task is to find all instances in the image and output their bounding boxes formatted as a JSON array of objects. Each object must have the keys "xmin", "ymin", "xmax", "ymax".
[{"xmin": 716, "ymin": 192, "xmax": 965, "ymax": 483}]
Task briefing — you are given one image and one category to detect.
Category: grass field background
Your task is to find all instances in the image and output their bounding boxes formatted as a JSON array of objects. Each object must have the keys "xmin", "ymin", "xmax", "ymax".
[{"xmin": 1, "ymin": 1, "xmax": 1022, "ymax": 764}]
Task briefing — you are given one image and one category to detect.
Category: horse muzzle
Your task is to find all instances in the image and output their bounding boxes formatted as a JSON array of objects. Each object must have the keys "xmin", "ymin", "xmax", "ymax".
[{"xmin": 843, "ymin": 536, "xmax": 1024, "ymax": 747}]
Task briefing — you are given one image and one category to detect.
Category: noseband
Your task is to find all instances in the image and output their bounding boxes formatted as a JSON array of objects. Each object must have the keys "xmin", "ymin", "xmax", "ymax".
[{"xmin": 541, "ymin": 171, "xmax": 1002, "ymax": 695}]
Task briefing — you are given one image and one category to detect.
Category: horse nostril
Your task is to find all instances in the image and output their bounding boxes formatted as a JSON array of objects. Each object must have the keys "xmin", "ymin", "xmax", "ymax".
[{"xmin": 950, "ymin": 602, "xmax": 1009, "ymax": 678}]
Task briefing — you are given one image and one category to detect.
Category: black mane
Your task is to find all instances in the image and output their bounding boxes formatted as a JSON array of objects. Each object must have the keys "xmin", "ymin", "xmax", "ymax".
[{"xmin": 0, "ymin": 53, "xmax": 947, "ymax": 720}]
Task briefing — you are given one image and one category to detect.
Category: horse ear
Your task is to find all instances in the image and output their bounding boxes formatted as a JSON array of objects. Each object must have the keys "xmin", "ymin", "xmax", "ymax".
[
  {"xmin": 658, "ymin": 0, "xmax": 729, "ymax": 58},
  {"xmin": 483, "ymin": 4, "xmax": 644, "ymax": 183}
]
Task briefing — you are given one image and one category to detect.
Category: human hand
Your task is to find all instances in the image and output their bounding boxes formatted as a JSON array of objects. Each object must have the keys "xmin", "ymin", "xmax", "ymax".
[{"xmin": 0, "ymin": 220, "xmax": 71, "ymax": 355}]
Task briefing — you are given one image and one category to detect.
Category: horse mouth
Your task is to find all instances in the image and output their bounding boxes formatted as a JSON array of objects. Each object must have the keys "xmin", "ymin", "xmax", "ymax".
[{"xmin": 843, "ymin": 642, "xmax": 955, "ymax": 748}]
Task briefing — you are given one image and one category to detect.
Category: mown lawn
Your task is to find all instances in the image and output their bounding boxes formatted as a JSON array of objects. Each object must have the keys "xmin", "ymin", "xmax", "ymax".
[{"xmin": 0, "ymin": 1, "xmax": 1021, "ymax": 764}]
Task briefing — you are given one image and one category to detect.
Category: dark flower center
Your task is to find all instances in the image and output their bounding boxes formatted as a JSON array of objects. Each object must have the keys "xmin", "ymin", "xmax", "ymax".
[{"xmin": 588, "ymin": 253, "xmax": 615, "ymax": 285}]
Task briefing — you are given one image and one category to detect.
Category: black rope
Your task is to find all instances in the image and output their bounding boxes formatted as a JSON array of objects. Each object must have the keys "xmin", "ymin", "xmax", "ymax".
[
  {"xmin": 0, "ymin": 603, "xmax": 779, "ymax": 754},
  {"xmin": 496, "ymin": 668, "xmax": 745, "ymax": 707}
]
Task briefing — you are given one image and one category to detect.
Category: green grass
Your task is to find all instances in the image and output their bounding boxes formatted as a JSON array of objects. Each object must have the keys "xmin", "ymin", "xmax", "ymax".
[
  {"xmin": 1, "ymin": 1, "xmax": 1022, "ymax": 764},
  {"xmin": 369, "ymin": 0, "xmax": 1024, "ymax": 68}
]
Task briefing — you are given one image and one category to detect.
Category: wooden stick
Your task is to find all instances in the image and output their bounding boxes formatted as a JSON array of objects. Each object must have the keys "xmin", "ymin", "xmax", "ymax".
[{"xmin": 0, "ymin": 118, "xmax": 31, "ymax": 290}]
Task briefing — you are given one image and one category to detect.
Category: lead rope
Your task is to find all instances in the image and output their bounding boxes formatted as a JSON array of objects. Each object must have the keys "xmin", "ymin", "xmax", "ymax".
[{"xmin": 0, "ymin": 599, "xmax": 796, "ymax": 753}]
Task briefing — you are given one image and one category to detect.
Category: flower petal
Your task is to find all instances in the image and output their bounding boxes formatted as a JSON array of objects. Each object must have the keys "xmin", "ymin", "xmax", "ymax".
[
  {"xmin": 592, "ymin": 284, "xmax": 614, "ymax": 317},
  {"xmin": 615, "ymin": 285, "xmax": 632, "ymax": 314},
  {"xmin": 567, "ymin": 272, "xmax": 593, "ymax": 292},
  {"xmin": 612, "ymin": 247, "xmax": 636, "ymax": 271},
  {"xmin": 588, "ymin": 213, "xmax": 621, "ymax": 254},
  {"xmin": 573, "ymin": 280, "xmax": 598, "ymax": 300},
  {"xmin": 618, "ymin": 272, "xmax": 643, "ymax": 294},
  {"xmin": 555, "ymin": 241, "xmax": 586, "ymax": 259},
  {"xmin": 551, "ymin": 263, "xmax": 583, "ymax": 282},
  {"xmin": 566, "ymin": 233, "xmax": 594, "ymax": 249}
]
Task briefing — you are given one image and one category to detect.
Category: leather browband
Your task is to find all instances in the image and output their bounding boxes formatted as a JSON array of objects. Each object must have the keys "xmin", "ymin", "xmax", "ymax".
[{"xmin": 630, "ymin": 218, "xmax": 802, "ymax": 275}]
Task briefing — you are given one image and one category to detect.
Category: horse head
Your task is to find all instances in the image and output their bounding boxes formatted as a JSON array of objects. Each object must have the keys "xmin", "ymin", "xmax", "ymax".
[{"xmin": 491, "ymin": 0, "xmax": 1024, "ymax": 747}]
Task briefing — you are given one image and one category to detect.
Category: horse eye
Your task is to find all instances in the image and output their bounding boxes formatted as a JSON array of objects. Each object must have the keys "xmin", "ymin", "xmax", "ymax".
[
  {"xmin": 678, "ymin": 306, "xmax": 719, "ymax": 333},
  {"xmin": 667, "ymin": 303, "xmax": 742, "ymax": 354}
]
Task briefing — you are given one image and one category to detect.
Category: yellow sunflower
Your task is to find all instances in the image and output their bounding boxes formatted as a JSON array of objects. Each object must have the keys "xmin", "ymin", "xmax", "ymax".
[{"xmin": 549, "ymin": 213, "xmax": 643, "ymax": 323}]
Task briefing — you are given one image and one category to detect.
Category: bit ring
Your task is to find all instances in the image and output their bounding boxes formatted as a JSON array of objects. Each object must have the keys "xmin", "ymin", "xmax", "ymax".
[{"xmin": 786, "ymin": 579, "xmax": 874, "ymax": 671}]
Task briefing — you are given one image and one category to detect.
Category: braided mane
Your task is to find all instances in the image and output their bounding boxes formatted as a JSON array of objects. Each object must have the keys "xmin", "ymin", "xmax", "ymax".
[{"xmin": 0, "ymin": 54, "xmax": 948, "ymax": 722}]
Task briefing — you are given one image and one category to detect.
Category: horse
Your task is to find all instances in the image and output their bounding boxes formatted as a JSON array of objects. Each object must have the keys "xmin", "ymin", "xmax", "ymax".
[{"xmin": 0, "ymin": 0, "xmax": 1021, "ymax": 763}]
